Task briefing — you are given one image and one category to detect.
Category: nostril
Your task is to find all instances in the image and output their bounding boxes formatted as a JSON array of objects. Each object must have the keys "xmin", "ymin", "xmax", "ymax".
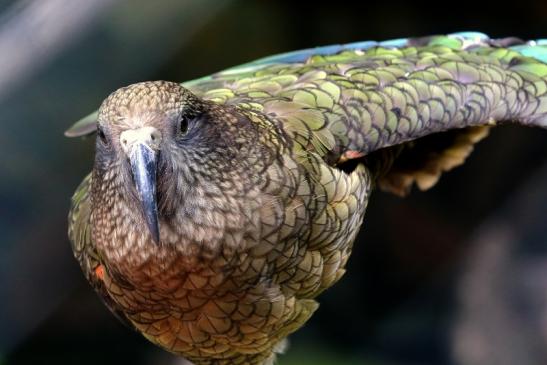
[
  {"xmin": 150, "ymin": 130, "xmax": 161, "ymax": 143},
  {"xmin": 122, "ymin": 138, "xmax": 127, "ymax": 145}
]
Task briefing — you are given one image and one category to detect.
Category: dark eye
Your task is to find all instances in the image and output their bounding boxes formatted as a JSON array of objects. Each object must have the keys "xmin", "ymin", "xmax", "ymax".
[
  {"xmin": 97, "ymin": 125, "xmax": 108, "ymax": 144},
  {"xmin": 179, "ymin": 117, "xmax": 189, "ymax": 135}
]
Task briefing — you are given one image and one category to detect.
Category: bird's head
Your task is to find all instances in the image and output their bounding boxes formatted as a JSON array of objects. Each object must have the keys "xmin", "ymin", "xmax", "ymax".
[{"xmin": 91, "ymin": 81, "xmax": 268, "ymax": 251}]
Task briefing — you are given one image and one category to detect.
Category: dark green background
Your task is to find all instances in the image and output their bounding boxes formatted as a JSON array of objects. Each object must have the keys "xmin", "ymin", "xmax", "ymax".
[{"xmin": 1, "ymin": 1, "xmax": 547, "ymax": 364}]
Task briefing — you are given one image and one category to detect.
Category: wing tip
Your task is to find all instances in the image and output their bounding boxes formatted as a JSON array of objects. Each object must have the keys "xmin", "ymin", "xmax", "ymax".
[{"xmin": 65, "ymin": 111, "xmax": 98, "ymax": 138}]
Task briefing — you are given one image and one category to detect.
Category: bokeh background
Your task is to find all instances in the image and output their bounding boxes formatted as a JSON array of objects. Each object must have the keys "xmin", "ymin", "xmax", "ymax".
[{"xmin": 1, "ymin": 1, "xmax": 547, "ymax": 364}]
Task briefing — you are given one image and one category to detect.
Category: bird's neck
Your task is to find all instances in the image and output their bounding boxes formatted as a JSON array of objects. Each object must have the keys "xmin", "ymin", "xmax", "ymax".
[{"xmin": 90, "ymin": 167, "xmax": 263, "ymax": 278}]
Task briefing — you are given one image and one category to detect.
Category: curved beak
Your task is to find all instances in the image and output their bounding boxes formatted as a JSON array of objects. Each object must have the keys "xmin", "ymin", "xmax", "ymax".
[
  {"xmin": 129, "ymin": 144, "xmax": 160, "ymax": 243},
  {"xmin": 121, "ymin": 127, "xmax": 162, "ymax": 244}
]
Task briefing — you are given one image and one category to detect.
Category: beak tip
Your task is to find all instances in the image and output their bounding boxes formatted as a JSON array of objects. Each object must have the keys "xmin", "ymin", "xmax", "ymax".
[
  {"xmin": 151, "ymin": 226, "xmax": 161, "ymax": 245},
  {"xmin": 143, "ymin": 203, "xmax": 161, "ymax": 245}
]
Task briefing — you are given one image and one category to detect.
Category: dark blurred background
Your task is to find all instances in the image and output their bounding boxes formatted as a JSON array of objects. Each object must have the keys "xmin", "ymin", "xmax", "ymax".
[{"xmin": 1, "ymin": 1, "xmax": 547, "ymax": 364}]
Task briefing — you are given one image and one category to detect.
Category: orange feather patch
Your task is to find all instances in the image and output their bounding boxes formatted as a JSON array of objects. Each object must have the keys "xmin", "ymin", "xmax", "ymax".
[{"xmin": 94, "ymin": 264, "xmax": 105, "ymax": 281}]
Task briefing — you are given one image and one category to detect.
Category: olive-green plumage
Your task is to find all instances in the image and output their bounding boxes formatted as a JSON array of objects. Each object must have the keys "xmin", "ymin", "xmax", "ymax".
[{"xmin": 67, "ymin": 33, "xmax": 547, "ymax": 364}]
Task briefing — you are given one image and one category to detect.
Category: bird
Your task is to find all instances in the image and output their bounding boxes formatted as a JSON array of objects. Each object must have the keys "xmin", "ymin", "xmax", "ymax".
[{"xmin": 66, "ymin": 32, "xmax": 547, "ymax": 365}]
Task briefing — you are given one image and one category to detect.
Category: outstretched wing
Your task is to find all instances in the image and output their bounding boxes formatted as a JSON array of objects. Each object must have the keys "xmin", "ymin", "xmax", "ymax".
[
  {"xmin": 183, "ymin": 32, "xmax": 547, "ymax": 193},
  {"xmin": 68, "ymin": 174, "xmax": 136, "ymax": 330},
  {"xmin": 66, "ymin": 32, "xmax": 547, "ymax": 193},
  {"xmin": 57, "ymin": 33, "xmax": 460, "ymax": 137}
]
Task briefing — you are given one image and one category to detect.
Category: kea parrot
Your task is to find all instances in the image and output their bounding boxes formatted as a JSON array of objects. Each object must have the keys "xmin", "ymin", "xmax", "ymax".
[{"xmin": 66, "ymin": 32, "xmax": 547, "ymax": 364}]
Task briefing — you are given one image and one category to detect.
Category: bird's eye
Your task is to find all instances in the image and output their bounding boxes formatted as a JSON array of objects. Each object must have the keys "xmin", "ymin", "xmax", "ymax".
[
  {"xmin": 97, "ymin": 125, "xmax": 108, "ymax": 144},
  {"xmin": 179, "ymin": 117, "xmax": 189, "ymax": 135}
]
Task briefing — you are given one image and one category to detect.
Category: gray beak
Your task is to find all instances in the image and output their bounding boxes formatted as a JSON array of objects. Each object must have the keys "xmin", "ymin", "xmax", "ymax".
[{"xmin": 129, "ymin": 143, "xmax": 160, "ymax": 244}]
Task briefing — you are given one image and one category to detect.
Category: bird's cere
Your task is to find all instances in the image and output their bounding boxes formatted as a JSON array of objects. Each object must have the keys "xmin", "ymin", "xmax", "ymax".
[{"xmin": 120, "ymin": 126, "xmax": 162, "ymax": 154}]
